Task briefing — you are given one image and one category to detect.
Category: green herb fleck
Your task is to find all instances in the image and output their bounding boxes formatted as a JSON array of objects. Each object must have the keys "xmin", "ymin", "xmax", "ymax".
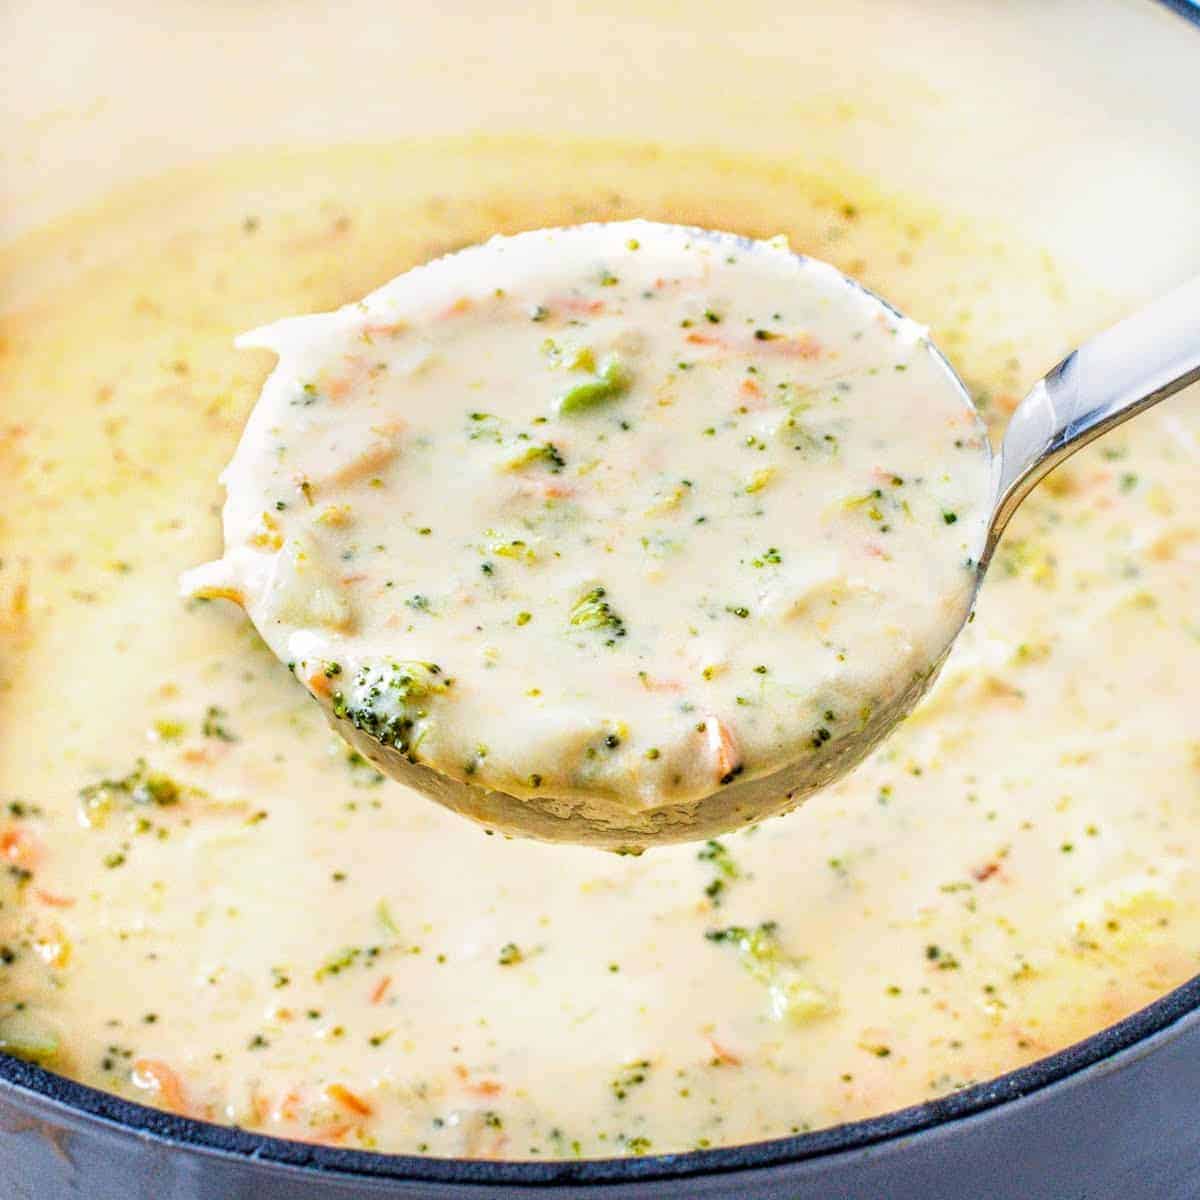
[
  {"xmin": 201, "ymin": 705, "xmax": 237, "ymax": 742},
  {"xmin": 498, "ymin": 942, "xmax": 524, "ymax": 966}
]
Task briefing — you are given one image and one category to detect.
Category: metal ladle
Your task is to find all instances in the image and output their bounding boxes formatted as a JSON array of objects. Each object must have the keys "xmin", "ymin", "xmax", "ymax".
[
  {"xmin": 208, "ymin": 229, "xmax": 1200, "ymax": 851},
  {"xmin": 981, "ymin": 274, "xmax": 1200, "ymax": 570},
  {"xmin": 436, "ymin": 267, "xmax": 1200, "ymax": 850}
]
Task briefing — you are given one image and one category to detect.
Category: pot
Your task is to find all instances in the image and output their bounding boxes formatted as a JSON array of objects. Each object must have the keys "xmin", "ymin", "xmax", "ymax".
[{"xmin": 3, "ymin": 1, "xmax": 1200, "ymax": 1196}]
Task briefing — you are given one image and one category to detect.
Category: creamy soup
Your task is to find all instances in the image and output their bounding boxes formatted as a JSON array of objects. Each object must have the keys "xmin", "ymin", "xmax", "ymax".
[
  {"xmin": 1, "ymin": 139, "xmax": 1198, "ymax": 1159},
  {"xmin": 186, "ymin": 221, "xmax": 991, "ymax": 848}
]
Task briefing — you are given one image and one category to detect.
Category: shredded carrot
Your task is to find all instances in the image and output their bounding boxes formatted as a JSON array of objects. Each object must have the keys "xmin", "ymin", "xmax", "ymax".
[
  {"xmin": 516, "ymin": 479, "xmax": 574, "ymax": 502},
  {"xmin": 328, "ymin": 439, "xmax": 399, "ymax": 487},
  {"xmin": 326, "ymin": 1083, "xmax": 373, "ymax": 1117},
  {"xmin": 362, "ymin": 320, "xmax": 407, "ymax": 338},
  {"xmin": 707, "ymin": 1038, "xmax": 743, "ymax": 1067},
  {"xmin": 308, "ymin": 672, "xmax": 333, "ymax": 698},
  {"xmin": 740, "ymin": 378, "xmax": 763, "ymax": 398},
  {"xmin": 280, "ymin": 1090, "xmax": 302, "ymax": 1122},
  {"xmin": 768, "ymin": 334, "xmax": 822, "ymax": 360},
  {"xmin": 438, "ymin": 297, "xmax": 473, "ymax": 320},
  {"xmin": 302, "ymin": 1121, "xmax": 353, "ymax": 1145},
  {"xmin": 369, "ymin": 975, "xmax": 392, "ymax": 1005},
  {"xmin": 554, "ymin": 295, "xmax": 605, "ymax": 316},
  {"xmin": 972, "ymin": 862, "xmax": 1001, "ymax": 883},
  {"xmin": 34, "ymin": 889, "xmax": 75, "ymax": 908},
  {"xmin": 706, "ymin": 718, "xmax": 742, "ymax": 784},
  {"xmin": 639, "ymin": 675, "xmax": 685, "ymax": 694},
  {"xmin": 0, "ymin": 827, "xmax": 41, "ymax": 869},
  {"xmin": 132, "ymin": 1059, "xmax": 190, "ymax": 1116},
  {"xmin": 466, "ymin": 1079, "xmax": 504, "ymax": 1097},
  {"xmin": 467, "ymin": 1130, "xmax": 510, "ymax": 1159}
]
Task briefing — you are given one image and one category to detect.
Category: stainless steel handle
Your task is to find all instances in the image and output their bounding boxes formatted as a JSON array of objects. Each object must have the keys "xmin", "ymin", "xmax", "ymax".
[{"xmin": 981, "ymin": 274, "xmax": 1200, "ymax": 570}]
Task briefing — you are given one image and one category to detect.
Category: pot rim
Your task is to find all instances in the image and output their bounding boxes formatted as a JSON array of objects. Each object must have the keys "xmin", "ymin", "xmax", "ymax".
[{"xmin": 3, "ymin": 973, "xmax": 1199, "ymax": 1185}]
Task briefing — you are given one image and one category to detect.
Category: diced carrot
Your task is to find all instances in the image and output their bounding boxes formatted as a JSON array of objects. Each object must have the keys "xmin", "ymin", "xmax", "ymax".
[
  {"xmin": 369, "ymin": 975, "xmax": 392, "ymax": 1005},
  {"xmin": 132, "ymin": 1059, "xmax": 190, "ymax": 1116},
  {"xmin": 308, "ymin": 672, "xmax": 333, "ymax": 699},
  {"xmin": 326, "ymin": 1083, "xmax": 373, "ymax": 1117},
  {"xmin": 740, "ymin": 378, "xmax": 763, "ymax": 398}
]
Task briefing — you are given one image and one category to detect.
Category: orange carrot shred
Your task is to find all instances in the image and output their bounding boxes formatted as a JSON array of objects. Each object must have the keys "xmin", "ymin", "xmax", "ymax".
[
  {"xmin": 708, "ymin": 1038, "xmax": 743, "ymax": 1067},
  {"xmin": 326, "ymin": 1083, "xmax": 373, "ymax": 1117},
  {"xmin": 133, "ymin": 1059, "xmax": 190, "ymax": 1115},
  {"xmin": 467, "ymin": 1079, "xmax": 504, "ymax": 1097},
  {"xmin": 0, "ymin": 828, "xmax": 40, "ymax": 869}
]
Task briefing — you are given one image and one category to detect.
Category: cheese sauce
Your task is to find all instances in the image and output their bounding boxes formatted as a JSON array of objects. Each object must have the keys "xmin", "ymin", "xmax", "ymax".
[
  {"xmin": 186, "ymin": 222, "xmax": 991, "ymax": 847},
  {"xmin": 1, "ymin": 139, "xmax": 1198, "ymax": 1159}
]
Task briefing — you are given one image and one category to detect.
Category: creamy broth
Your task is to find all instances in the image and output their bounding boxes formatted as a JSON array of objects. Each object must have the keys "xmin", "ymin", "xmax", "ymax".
[
  {"xmin": 188, "ymin": 221, "xmax": 991, "ymax": 847},
  {"xmin": 1, "ymin": 139, "xmax": 1198, "ymax": 1159}
]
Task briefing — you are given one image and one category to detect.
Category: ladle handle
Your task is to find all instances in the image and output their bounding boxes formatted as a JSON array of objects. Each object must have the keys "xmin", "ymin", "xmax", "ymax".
[{"xmin": 982, "ymin": 274, "xmax": 1200, "ymax": 569}]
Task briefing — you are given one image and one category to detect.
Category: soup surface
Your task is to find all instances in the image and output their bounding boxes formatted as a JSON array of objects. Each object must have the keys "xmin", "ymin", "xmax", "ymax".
[
  {"xmin": 188, "ymin": 220, "xmax": 990, "ymax": 848},
  {"xmin": 1, "ymin": 138, "xmax": 1198, "ymax": 1159}
]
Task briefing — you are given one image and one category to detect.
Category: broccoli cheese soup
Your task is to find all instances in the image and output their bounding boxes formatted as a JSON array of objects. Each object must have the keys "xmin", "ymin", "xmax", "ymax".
[
  {"xmin": 185, "ymin": 221, "xmax": 992, "ymax": 848},
  {"xmin": 1, "ymin": 138, "xmax": 1198, "ymax": 1160}
]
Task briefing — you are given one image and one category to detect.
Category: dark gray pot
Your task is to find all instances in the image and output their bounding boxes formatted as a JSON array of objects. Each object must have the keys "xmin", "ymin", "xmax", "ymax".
[{"xmin": 3, "ymin": 977, "xmax": 1199, "ymax": 1198}]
